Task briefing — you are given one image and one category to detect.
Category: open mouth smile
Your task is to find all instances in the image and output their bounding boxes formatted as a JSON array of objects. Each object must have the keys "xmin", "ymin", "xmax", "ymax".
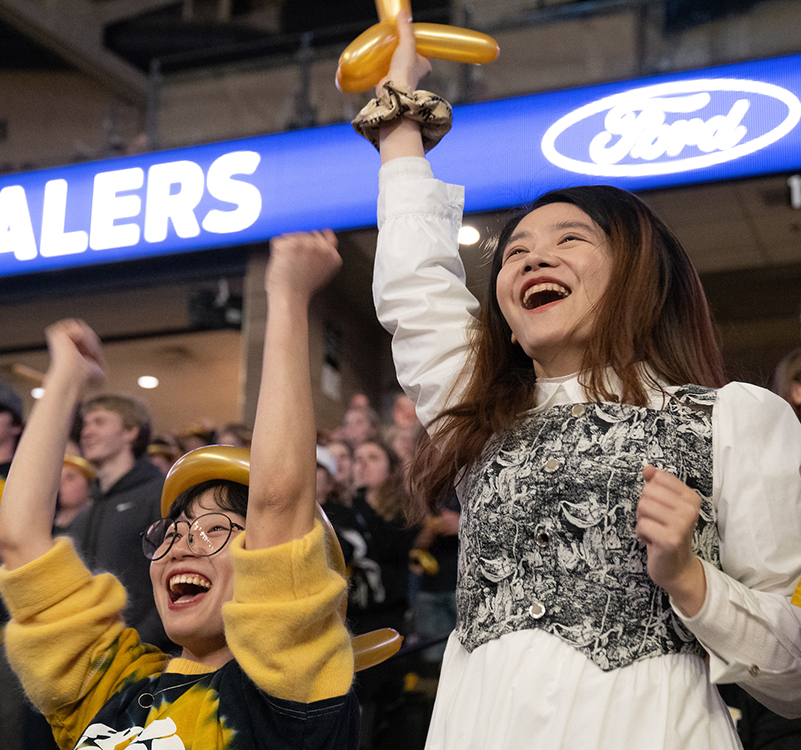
[
  {"xmin": 522, "ymin": 282, "xmax": 571, "ymax": 310},
  {"xmin": 168, "ymin": 573, "xmax": 212, "ymax": 605}
]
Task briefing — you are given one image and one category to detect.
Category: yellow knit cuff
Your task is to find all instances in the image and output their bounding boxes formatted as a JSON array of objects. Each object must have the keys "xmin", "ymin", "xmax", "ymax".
[
  {"xmin": 230, "ymin": 521, "xmax": 342, "ymax": 602},
  {"xmin": 0, "ymin": 537, "xmax": 93, "ymax": 621},
  {"xmin": 225, "ymin": 520, "xmax": 352, "ymax": 703}
]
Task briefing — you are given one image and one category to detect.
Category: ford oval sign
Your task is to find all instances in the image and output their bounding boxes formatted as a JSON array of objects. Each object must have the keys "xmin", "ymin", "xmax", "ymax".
[{"xmin": 541, "ymin": 79, "xmax": 801, "ymax": 177}]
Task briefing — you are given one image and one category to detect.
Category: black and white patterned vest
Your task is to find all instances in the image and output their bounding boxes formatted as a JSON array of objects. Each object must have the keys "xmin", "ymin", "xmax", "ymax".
[{"xmin": 456, "ymin": 385, "xmax": 720, "ymax": 671}]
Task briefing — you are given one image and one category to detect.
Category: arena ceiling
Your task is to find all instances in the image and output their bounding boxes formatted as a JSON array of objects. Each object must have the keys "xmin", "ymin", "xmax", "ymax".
[{"xmin": 0, "ymin": 0, "xmax": 799, "ymax": 391}]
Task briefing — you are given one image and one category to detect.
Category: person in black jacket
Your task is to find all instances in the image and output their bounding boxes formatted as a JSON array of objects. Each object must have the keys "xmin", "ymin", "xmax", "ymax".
[
  {"xmin": 67, "ymin": 394, "xmax": 170, "ymax": 651},
  {"xmin": 348, "ymin": 439, "xmax": 418, "ymax": 750}
]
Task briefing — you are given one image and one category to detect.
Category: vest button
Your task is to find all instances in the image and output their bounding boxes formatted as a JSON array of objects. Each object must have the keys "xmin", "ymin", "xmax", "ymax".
[
  {"xmin": 534, "ymin": 527, "xmax": 550, "ymax": 548},
  {"xmin": 571, "ymin": 404, "xmax": 586, "ymax": 417},
  {"xmin": 529, "ymin": 599, "xmax": 546, "ymax": 619},
  {"xmin": 544, "ymin": 458, "xmax": 561, "ymax": 473},
  {"xmin": 748, "ymin": 664, "xmax": 760, "ymax": 677}
]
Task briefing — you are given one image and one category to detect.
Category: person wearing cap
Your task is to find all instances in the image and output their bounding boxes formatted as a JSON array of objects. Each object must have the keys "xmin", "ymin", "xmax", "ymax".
[
  {"xmin": 178, "ymin": 424, "xmax": 214, "ymax": 454},
  {"xmin": 147, "ymin": 437, "xmax": 180, "ymax": 475},
  {"xmin": 53, "ymin": 451, "xmax": 95, "ymax": 534},
  {"xmin": 317, "ymin": 443, "xmax": 363, "ymax": 570},
  {"xmin": 0, "ymin": 230, "xmax": 359, "ymax": 750},
  {"xmin": 316, "ymin": 445, "xmax": 339, "ymax": 505}
]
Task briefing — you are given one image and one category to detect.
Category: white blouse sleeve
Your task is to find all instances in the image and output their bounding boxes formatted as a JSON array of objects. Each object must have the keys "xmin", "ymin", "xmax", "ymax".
[
  {"xmin": 677, "ymin": 381, "xmax": 801, "ymax": 717},
  {"xmin": 373, "ymin": 157, "xmax": 479, "ymax": 430}
]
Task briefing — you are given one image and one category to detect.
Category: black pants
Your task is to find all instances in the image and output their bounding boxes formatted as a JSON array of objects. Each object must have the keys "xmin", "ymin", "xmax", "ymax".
[{"xmin": 718, "ymin": 684, "xmax": 801, "ymax": 750}]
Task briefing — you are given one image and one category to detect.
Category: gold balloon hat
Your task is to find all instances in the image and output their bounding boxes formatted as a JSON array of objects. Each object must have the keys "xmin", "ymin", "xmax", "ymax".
[
  {"xmin": 63, "ymin": 453, "xmax": 97, "ymax": 481},
  {"xmin": 161, "ymin": 445, "xmax": 250, "ymax": 518},
  {"xmin": 160, "ymin": 444, "xmax": 402, "ymax": 671},
  {"xmin": 336, "ymin": 0, "xmax": 499, "ymax": 93}
]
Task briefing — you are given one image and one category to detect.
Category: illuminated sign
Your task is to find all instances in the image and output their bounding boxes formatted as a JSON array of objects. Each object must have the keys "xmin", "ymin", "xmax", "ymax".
[
  {"xmin": 2, "ymin": 51, "xmax": 801, "ymax": 278},
  {"xmin": 0, "ymin": 130, "xmax": 381, "ymax": 277},
  {"xmin": 2, "ymin": 151, "xmax": 263, "ymax": 262},
  {"xmin": 540, "ymin": 79, "xmax": 801, "ymax": 177}
]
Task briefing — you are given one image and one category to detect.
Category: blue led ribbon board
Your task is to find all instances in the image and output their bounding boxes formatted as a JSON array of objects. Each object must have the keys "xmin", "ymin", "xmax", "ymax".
[{"xmin": 2, "ymin": 52, "xmax": 801, "ymax": 278}]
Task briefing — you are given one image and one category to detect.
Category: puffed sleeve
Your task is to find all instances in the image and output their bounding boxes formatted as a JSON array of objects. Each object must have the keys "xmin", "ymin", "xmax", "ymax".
[
  {"xmin": 676, "ymin": 382, "xmax": 801, "ymax": 717},
  {"xmin": 373, "ymin": 156, "xmax": 478, "ymax": 430}
]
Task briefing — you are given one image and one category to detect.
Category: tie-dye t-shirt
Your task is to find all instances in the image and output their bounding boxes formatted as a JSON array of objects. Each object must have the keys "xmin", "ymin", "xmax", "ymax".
[
  {"xmin": 0, "ymin": 523, "xmax": 357, "ymax": 750},
  {"xmin": 69, "ymin": 652, "xmax": 357, "ymax": 750}
]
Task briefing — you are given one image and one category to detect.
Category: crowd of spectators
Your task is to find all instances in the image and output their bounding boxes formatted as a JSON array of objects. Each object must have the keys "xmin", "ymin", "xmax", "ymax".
[
  {"xmin": 3, "ymin": 350, "xmax": 799, "ymax": 750},
  {"xmin": 310, "ymin": 395, "xmax": 460, "ymax": 749}
]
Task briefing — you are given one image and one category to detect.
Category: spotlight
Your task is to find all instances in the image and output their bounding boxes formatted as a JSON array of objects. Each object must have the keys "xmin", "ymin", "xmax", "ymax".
[{"xmin": 459, "ymin": 226, "xmax": 481, "ymax": 245}]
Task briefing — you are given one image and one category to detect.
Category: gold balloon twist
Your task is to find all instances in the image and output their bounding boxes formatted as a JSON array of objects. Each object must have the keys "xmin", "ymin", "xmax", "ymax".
[{"xmin": 336, "ymin": 0, "xmax": 499, "ymax": 93}]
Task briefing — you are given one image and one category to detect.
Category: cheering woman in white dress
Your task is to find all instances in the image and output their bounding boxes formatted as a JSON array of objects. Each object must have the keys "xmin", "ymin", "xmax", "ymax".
[{"xmin": 364, "ymin": 12, "xmax": 801, "ymax": 749}]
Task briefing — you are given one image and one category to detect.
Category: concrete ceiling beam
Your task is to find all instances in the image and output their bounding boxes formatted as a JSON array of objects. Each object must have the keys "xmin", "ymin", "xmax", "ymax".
[{"xmin": 0, "ymin": 0, "xmax": 148, "ymax": 105}]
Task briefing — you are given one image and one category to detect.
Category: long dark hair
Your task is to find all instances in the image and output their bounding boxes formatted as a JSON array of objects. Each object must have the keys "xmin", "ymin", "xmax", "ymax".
[{"xmin": 410, "ymin": 185, "xmax": 726, "ymax": 516}]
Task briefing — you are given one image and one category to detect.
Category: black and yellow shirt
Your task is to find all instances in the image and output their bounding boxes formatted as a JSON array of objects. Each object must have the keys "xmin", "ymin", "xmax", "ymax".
[{"xmin": 0, "ymin": 522, "xmax": 357, "ymax": 750}]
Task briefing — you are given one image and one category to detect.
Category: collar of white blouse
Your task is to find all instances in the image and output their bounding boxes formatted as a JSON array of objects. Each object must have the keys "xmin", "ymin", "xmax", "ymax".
[{"xmin": 532, "ymin": 366, "xmax": 679, "ymax": 414}]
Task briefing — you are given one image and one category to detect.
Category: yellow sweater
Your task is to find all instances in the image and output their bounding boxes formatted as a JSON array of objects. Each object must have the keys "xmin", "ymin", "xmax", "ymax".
[
  {"xmin": 0, "ymin": 521, "xmax": 356, "ymax": 750},
  {"xmin": 792, "ymin": 578, "xmax": 801, "ymax": 608}
]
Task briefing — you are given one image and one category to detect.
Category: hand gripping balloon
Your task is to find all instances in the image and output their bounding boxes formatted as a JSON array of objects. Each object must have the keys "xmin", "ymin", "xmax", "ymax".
[
  {"xmin": 161, "ymin": 446, "xmax": 403, "ymax": 671},
  {"xmin": 336, "ymin": 0, "xmax": 499, "ymax": 93}
]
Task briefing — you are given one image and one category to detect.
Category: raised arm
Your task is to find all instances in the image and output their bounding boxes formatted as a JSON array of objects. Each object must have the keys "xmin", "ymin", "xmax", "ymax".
[
  {"xmin": 224, "ymin": 232, "xmax": 354, "ymax": 705},
  {"xmin": 377, "ymin": 10, "xmax": 430, "ymax": 164},
  {"xmin": 0, "ymin": 319, "xmax": 105, "ymax": 570},
  {"xmin": 372, "ymin": 12, "xmax": 479, "ymax": 429},
  {"xmin": 245, "ymin": 230, "xmax": 342, "ymax": 549}
]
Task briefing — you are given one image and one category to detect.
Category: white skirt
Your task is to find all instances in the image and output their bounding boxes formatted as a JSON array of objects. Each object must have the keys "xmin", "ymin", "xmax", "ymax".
[{"xmin": 425, "ymin": 631, "xmax": 742, "ymax": 750}]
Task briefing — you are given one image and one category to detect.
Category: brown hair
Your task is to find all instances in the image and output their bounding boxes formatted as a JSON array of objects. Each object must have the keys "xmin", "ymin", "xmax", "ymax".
[
  {"xmin": 356, "ymin": 440, "xmax": 409, "ymax": 522},
  {"xmin": 82, "ymin": 394, "xmax": 152, "ymax": 459},
  {"xmin": 410, "ymin": 185, "xmax": 726, "ymax": 516}
]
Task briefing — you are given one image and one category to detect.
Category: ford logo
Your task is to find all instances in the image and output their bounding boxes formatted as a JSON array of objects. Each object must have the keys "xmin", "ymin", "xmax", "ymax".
[{"xmin": 541, "ymin": 79, "xmax": 801, "ymax": 177}]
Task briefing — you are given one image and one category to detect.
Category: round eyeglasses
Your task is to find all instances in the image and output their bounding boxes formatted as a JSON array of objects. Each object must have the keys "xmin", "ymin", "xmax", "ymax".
[{"xmin": 142, "ymin": 512, "xmax": 245, "ymax": 561}]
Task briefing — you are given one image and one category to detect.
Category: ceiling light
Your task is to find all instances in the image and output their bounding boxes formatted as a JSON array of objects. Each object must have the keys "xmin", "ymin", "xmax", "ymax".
[
  {"xmin": 31, "ymin": 387, "xmax": 44, "ymax": 399},
  {"xmin": 459, "ymin": 225, "xmax": 481, "ymax": 245},
  {"xmin": 138, "ymin": 376, "xmax": 159, "ymax": 389}
]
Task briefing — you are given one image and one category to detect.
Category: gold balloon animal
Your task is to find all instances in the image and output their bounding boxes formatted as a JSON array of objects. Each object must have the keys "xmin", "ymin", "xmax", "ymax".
[{"xmin": 336, "ymin": 0, "xmax": 499, "ymax": 93}]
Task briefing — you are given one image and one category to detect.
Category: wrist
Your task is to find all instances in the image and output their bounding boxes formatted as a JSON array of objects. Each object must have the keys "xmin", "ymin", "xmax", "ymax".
[
  {"xmin": 379, "ymin": 119, "xmax": 425, "ymax": 162},
  {"xmin": 663, "ymin": 556, "xmax": 707, "ymax": 618},
  {"xmin": 43, "ymin": 366, "xmax": 90, "ymax": 403},
  {"xmin": 353, "ymin": 82, "xmax": 452, "ymax": 156},
  {"xmin": 265, "ymin": 287, "xmax": 312, "ymax": 317}
]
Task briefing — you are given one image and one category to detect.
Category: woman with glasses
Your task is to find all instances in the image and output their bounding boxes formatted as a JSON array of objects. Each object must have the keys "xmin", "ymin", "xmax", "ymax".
[{"xmin": 0, "ymin": 231, "xmax": 358, "ymax": 749}]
